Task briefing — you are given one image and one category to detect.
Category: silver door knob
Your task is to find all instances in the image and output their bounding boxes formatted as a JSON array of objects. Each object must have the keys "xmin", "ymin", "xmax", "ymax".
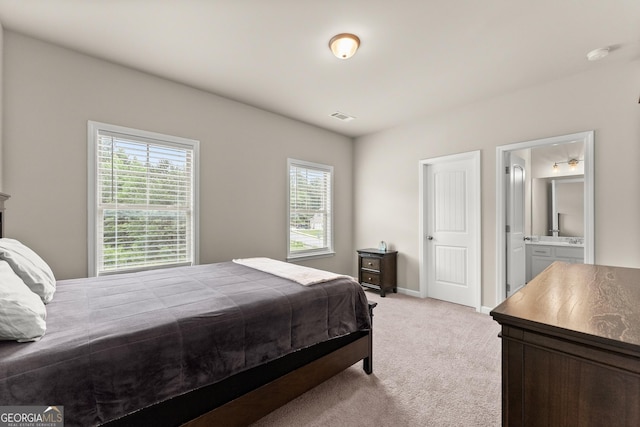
[{"xmin": 427, "ymin": 236, "xmax": 433, "ymax": 240}]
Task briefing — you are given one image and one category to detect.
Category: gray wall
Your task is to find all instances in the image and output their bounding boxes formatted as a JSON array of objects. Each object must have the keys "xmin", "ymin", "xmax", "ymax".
[
  {"xmin": 2, "ymin": 31, "xmax": 354, "ymax": 279},
  {"xmin": 354, "ymin": 59, "xmax": 640, "ymax": 308},
  {"xmin": 4, "ymin": 29, "xmax": 640, "ymax": 310}
]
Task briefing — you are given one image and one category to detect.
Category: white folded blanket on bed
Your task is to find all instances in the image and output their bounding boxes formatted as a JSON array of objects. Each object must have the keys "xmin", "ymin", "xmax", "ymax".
[{"xmin": 233, "ymin": 257, "xmax": 355, "ymax": 286}]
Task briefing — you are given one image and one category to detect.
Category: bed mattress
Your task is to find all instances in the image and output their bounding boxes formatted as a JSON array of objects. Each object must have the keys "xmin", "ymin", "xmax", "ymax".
[{"xmin": 0, "ymin": 261, "xmax": 370, "ymax": 426}]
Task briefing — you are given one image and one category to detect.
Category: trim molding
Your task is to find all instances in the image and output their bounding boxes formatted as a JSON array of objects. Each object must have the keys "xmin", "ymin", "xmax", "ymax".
[
  {"xmin": 396, "ymin": 287, "xmax": 421, "ymax": 298},
  {"xmin": 480, "ymin": 306, "xmax": 493, "ymax": 315}
]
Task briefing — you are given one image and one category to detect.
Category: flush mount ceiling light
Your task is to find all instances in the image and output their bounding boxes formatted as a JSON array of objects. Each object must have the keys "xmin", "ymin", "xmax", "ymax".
[
  {"xmin": 586, "ymin": 47, "xmax": 610, "ymax": 61},
  {"xmin": 329, "ymin": 33, "xmax": 360, "ymax": 59}
]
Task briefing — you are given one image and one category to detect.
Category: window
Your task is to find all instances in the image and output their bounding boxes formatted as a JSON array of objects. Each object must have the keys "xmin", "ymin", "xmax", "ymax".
[
  {"xmin": 287, "ymin": 159, "xmax": 334, "ymax": 259},
  {"xmin": 88, "ymin": 121, "xmax": 199, "ymax": 276}
]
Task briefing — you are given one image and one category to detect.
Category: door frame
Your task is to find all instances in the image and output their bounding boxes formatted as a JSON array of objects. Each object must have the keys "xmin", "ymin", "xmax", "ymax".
[
  {"xmin": 418, "ymin": 150, "xmax": 481, "ymax": 311},
  {"xmin": 495, "ymin": 131, "xmax": 595, "ymax": 305}
]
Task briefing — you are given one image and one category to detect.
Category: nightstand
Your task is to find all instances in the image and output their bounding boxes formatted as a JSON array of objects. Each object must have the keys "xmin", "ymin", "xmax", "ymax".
[{"xmin": 357, "ymin": 248, "xmax": 398, "ymax": 297}]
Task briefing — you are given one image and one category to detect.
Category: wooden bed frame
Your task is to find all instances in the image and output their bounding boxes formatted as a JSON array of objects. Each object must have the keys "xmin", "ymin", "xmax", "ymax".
[{"xmin": 106, "ymin": 302, "xmax": 377, "ymax": 427}]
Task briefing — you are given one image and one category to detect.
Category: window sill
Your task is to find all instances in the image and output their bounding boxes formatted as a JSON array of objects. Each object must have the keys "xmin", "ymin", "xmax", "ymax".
[
  {"xmin": 97, "ymin": 261, "xmax": 193, "ymax": 277},
  {"xmin": 286, "ymin": 251, "xmax": 335, "ymax": 262}
]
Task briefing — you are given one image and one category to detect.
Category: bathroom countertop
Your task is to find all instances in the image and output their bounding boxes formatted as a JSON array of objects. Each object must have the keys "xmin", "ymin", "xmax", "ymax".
[{"xmin": 525, "ymin": 239, "xmax": 584, "ymax": 248}]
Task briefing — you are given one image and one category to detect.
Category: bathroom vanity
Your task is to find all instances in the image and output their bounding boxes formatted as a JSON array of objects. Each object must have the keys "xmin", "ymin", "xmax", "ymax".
[{"xmin": 525, "ymin": 238, "xmax": 583, "ymax": 282}]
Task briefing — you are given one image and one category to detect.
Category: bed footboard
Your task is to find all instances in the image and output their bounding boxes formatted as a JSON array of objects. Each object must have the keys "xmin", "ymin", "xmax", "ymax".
[
  {"xmin": 105, "ymin": 302, "xmax": 377, "ymax": 427},
  {"xmin": 185, "ymin": 302, "xmax": 377, "ymax": 427},
  {"xmin": 363, "ymin": 301, "xmax": 377, "ymax": 374},
  {"xmin": 185, "ymin": 333, "xmax": 371, "ymax": 427}
]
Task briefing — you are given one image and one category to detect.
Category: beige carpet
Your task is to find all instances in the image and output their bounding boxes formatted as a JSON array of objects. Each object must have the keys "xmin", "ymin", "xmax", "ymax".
[{"xmin": 251, "ymin": 291, "xmax": 502, "ymax": 427}]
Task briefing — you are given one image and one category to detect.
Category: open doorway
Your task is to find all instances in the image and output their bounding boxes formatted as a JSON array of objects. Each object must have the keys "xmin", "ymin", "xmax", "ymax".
[{"xmin": 495, "ymin": 131, "xmax": 594, "ymax": 304}]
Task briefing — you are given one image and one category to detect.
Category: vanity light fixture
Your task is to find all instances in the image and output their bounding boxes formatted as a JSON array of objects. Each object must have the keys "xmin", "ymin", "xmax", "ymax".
[
  {"xmin": 329, "ymin": 33, "xmax": 360, "ymax": 59},
  {"xmin": 552, "ymin": 159, "xmax": 581, "ymax": 172},
  {"xmin": 568, "ymin": 159, "xmax": 579, "ymax": 170}
]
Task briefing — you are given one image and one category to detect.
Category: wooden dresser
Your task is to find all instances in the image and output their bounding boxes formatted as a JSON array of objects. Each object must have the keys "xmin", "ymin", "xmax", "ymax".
[
  {"xmin": 357, "ymin": 248, "xmax": 397, "ymax": 297},
  {"xmin": 491, "ymin": 262, "xmax": 640, "ymax": 427}
]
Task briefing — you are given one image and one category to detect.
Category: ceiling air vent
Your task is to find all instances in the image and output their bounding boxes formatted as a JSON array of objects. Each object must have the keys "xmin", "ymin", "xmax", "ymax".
[{"xmin": 330, "ymin": 111, "xmax": 355, "ymax": 122}]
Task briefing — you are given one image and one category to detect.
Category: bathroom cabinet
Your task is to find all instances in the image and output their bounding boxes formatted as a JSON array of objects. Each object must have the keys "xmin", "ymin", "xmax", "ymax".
[{"xmin": 526, "ymin": 244, "xmax": 583, "ymax": 282}]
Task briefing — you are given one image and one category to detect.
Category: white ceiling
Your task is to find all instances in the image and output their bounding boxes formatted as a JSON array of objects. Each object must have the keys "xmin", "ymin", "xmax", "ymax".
[{"xmin": 0, "ymin": 1, "xmax": 638, "ymax": 138}]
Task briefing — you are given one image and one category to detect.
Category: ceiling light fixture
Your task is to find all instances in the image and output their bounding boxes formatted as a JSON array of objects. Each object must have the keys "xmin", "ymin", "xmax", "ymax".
[
  {"xmin": 329, "ymin": 33, "xmax": 360, "ymax": 59},
  {"xmin": 586, "ymin": 47, "xmax": 610, "ymax": 61}
]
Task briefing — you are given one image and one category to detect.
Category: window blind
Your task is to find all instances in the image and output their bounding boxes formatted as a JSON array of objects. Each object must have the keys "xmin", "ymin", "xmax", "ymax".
[
  {"xmin": 95, "ymin": 130, "xmax": 195, "ymax": 275},
  {"xmin": 288, "ymin": 159, "xmax": 333, "ymax": 258}
]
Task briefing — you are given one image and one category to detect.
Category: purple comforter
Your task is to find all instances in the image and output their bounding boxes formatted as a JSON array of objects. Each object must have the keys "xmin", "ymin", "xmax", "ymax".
[{"xmin": 0, "ymin": 262, "xmax": 370, "ymax": 426}]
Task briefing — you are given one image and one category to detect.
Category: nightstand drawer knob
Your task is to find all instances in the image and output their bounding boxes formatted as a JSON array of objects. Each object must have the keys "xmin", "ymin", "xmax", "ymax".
[{"xmin": 367, "ymin": 262, "xmax": 373, "ymax": 266}]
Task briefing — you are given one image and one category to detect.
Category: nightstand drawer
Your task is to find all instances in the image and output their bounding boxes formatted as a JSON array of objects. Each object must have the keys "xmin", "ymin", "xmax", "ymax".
[
  {"xmin": 357, "ymin": 248, "xmax": 398, "ymax": 297},
  {"xmin": 361, "ymin": 271, "xmax": 381, "ymax": 286},
  {"xmin": 361, "ymin": 257, "xmax": 380, "ymax": 271}
]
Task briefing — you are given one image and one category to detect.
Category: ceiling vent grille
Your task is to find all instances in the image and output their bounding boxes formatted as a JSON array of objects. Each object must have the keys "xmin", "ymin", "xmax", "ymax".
[{"xmin": 330, "ymin": 111, "xmax": 355, "ymax": 122}]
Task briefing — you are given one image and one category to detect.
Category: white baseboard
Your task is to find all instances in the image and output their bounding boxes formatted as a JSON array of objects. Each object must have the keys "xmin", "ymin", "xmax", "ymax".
[
  {"xmin": 480, "ymin": 306, "xmax": 493, "ymax": 315},
  {"xmin": 377, "ymin": 287, "xmax": 495, "ymax": 316},
  {"xmin": 396, "ymin": 287, "xmax": 422, "ymax": 298}
]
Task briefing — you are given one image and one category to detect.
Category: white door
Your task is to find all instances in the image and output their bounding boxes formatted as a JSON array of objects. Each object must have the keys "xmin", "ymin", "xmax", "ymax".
[
  {"xmin": 506, "ymin": 153, "xmax": 526, "ymax": 297},
  {"xmin": 424, "ymin": 154, "xmax": 480, "ymax": 308}
]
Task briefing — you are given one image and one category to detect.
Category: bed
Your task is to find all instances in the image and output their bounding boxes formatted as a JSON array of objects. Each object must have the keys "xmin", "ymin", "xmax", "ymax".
[{"xmin": 0, "ymin": 246, "xmax": 374, "ymax": 427}]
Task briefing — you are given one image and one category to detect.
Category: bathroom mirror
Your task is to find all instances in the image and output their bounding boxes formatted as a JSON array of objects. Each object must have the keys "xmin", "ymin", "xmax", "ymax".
[
  {"xmin": 513, "ymin": 139, "xmax": 586, "ymax": 240},
  {"xmin": 532, "ymin": 176, "xmax": 584, "ymax": 237}
]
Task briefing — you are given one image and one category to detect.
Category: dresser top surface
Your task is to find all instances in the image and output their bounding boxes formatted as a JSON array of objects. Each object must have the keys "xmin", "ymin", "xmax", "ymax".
[
  {"xmin": 491, "ymin": 262, "xmax": 640, "ymax": 349},
  {"xmin": 357, "ymin": 248, "xmax": 398, "ymax": 255}
]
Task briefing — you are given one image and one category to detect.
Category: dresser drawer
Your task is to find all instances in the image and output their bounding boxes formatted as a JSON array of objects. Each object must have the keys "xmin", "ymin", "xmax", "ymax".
[
  {"xmin": 361, "ymin": 271, "xmax": 381, "ymax": 286},
  {"xmin": 361, "ymin": 257, "xmax": 380, "ymax": 271}
]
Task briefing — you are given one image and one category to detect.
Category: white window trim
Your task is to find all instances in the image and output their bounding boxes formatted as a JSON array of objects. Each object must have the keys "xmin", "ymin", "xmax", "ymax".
[
  {"xmin": 287, "ymin": 158, "xmax": 335, "ymax": 261},
  {"xmin": 87, "ymin": 121, "xmax": 200, "ymax": 277}
]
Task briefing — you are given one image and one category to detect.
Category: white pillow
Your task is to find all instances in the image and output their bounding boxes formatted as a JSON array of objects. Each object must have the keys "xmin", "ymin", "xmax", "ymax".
[
  {"xmin": 0, "ymin": 238, "xmax": 56, "ymax": 303},
  {"xmin": 0, "ymin": 260, "xmax": 47, "ymax": 342}
]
